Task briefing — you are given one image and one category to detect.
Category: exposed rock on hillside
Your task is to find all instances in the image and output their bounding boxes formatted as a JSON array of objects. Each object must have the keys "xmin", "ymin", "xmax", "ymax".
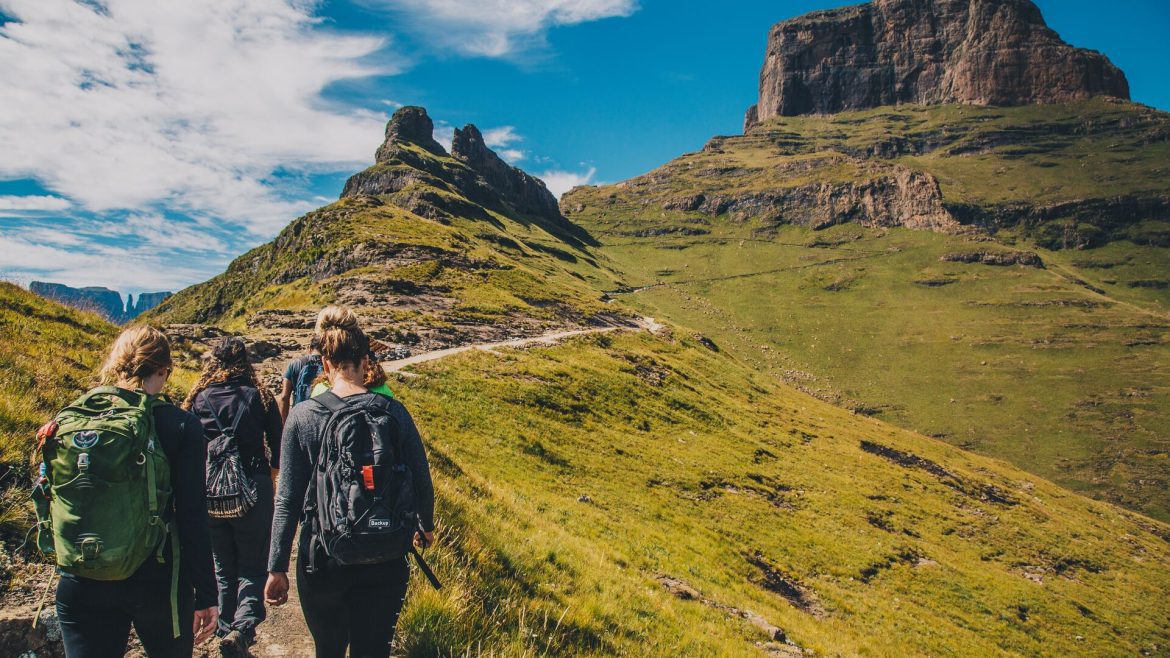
[
  {"xmin": 747, "ymin": 0, "xmax": 1130, "ymax": 128},
  {"xmin": 451, "ymin": 124, "xmax": 562, "ymax": 223},
  {"xmin": 662, "ymin": 165, "xmax": 956, "ymax": 231}
]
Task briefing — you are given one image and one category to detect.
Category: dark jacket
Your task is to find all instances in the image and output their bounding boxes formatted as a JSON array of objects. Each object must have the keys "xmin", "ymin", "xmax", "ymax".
[
  {"xmin": 268, "ymin": 392, "xmax": 434, "ymax": 573},
  {"xmin": 191, "ymin": 377, "xmax": 283, "ymax": 476}
]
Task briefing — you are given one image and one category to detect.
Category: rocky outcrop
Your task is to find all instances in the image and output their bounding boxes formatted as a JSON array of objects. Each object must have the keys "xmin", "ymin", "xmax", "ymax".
[
  {"xmin": 375, "ymin": 105, "xmax": 446, "ymax": 160},
  {"xmin": 341, "ymin": 106, "xmax": 590, "ymax": 245},
  {"xmin": 748, "ymin": 0, "xmax": 1130, "ymax": 128},
  {"xmin": 451, "ymin": 124, "xmax": 562, "ymax": 222},
  {"xmin": 29, "ymin": 282, "xmax": 171, "ymax": 323},
  {"xmin": 663, "ymin": 165, "xmax": 957, "ymax": 231}
]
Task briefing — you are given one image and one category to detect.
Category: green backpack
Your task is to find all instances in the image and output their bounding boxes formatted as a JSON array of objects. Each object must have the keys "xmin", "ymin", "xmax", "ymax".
[{"xmin": 32, "ymin": 387, "xmax": 182, "ymax": 630}]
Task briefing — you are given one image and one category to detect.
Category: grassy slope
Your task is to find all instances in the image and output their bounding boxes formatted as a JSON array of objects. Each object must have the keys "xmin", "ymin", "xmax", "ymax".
[
  {"xmin": 564, "ymin": 101, "xmax": 1170, "ymax": 522},
  {"xmin": 389, "ymin": 330, "xmax": 1170, "ymax": 657},
  {"xmin": 0, "ymin": 282, "xmax": 116, "ymax": 467}
]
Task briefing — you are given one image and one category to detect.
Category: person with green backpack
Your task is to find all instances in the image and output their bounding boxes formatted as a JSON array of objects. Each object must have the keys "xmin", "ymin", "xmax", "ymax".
[{"xmin": 32, "ymin": 325, "xmax": 219, "ymax": 657}]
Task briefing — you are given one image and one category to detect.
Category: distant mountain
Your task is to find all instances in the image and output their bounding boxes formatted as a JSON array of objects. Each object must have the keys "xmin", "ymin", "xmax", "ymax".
[
  {"xmin": 745, "ymin": 0, "xmax": 1129, "ymax": 129},
  {"xmin": 29, "ymin": 281, "xmax": 171, "ymax": 324}
]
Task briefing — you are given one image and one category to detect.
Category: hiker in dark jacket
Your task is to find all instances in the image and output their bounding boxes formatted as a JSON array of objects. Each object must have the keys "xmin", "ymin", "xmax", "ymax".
[
  {"xmin": 48, "ymin": 326, "xmax": 218, "ymax": 657},
  {"xmin": 185, "ymin": 337, "xmax": 282, "ymax": 657},
  {"xmin": 277, "ymin": 335, "xmax": 322, "ymax": 422},
  {"xmin": 265, "ymin": 306, "xmax": 435, "ymax": 658}
]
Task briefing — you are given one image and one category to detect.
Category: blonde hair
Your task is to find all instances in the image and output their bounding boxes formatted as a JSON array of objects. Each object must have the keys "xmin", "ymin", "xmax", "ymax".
[
  {"xmin": 100, "ymin": 325, "xmax": 173, "ymax": 388},
  {"xmin": 315, "ymin": 305, "xmax": 369, "ymax": 368}
]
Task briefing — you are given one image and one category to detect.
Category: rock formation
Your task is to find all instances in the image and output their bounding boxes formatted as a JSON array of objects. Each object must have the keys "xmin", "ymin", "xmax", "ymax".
[
  {"xmin": 746, "ymin": 0, "xmax": 1130, "ymax": 129},
  {"xmin": 29, "ymin": 281, "xmax": 171, "ymax": 323},
  {"xmin": 375, "ymin": 105, "xmax": 446, "ymax": 159},
  {"xmin": 342, "ymin": 106, "xmax": 581, "ymax": 241},
  {"xmin": 451, "ymin": 124, "xmax": 562, "ymax": 222}
]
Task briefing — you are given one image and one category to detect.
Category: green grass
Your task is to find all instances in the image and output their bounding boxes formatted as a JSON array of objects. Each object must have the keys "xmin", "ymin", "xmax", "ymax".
[
  {"xmin": 388, "ymin": 330, "xmax": 1170, "ymax": 656},
  {"xmin": 0, "ymin": 283, "xmax": 116, "ymax": 469},
  {"xmin": 564, "ymin": 99, "xmax": 1170, "ymax": 523},
  {"xmin": 569, "ymin": 224, "xmax": 1170, "ymax": 521}
]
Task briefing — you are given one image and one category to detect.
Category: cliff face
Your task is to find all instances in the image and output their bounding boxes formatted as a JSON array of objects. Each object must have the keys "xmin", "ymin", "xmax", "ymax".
[
  {"xmin": 747, "ymin": 0, "xmax": 1130, "ymax": 129},
  {"xmin": 30, "ymin": 282, "xmax": 125, "ymax": 322}
]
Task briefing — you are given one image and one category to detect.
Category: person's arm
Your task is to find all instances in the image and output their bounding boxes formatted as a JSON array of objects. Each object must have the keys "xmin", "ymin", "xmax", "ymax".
[
  {"xmin": 277, "ymin": 378, "xmax": 293, "ymax": 423},
  {"xmin": 172, "ymin": 409, "xmax": 218, "ymax": 610},
  {"xmin": 268, "ymin": 409, "xmax": 310, "ymax": 574},
  {"xmin": 394, "ymin": 402, "xmax": 435, "ymax": 534}
]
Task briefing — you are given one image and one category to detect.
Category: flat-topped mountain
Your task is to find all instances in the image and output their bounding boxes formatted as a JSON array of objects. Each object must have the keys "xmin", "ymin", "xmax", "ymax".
[
  {"xmin": 29, "ymin": 281, "xmax": 171, "ymax": 324},
  {"xmin": 745, "ymin": 0, "xmax": 1130, "ymax": 129}
]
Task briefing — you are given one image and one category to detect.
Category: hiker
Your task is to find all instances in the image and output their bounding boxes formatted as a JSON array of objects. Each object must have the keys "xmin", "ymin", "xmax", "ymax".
[
  {"xmin": 33, "ymin": 326, "xmax": 218, "ymax": 657},
  {"xmin": 277, "ymin": 335, "xmax": 322, "ymax": 421},
  {"xmin": 265, "ymin": 306, "xmax": 436, "ymax": 658},
  {"xmin": 184, "ymin": 337, "xmax": 283, "ymax": 657},
  {"xmin": 310, "ymin": 347, "xmax": 393, "ymax": 399}
]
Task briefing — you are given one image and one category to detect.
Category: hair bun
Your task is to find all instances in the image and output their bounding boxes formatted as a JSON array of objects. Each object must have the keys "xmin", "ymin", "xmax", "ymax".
[{"xmin": 315, "ymin": 306, "xmax": 359, "ymax": 333}]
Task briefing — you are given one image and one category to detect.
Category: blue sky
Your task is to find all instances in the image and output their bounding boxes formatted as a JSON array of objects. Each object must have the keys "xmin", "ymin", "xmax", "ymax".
[{"xmin": 1, "ymin": 0, "xmax": 1167, "ymax": 296}]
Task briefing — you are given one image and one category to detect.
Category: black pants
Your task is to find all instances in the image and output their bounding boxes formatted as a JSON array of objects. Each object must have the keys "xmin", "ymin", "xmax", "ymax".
[
  {"xmin": 296, "ymin": 532, "xmax": 410, "ymax": 658},
  {"xmin": 209, "ymin": 473, "xmax": 273, "ymax": 637},
  {"xmin": 57, "ymin": 558, "xmax": 194, "ymax": 658}
]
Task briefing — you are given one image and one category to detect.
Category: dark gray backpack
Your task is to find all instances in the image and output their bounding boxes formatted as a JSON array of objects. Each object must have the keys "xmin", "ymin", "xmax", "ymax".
[{"xmin": 305, "ymin": 391, "xmax": 418, "ymax": 566}]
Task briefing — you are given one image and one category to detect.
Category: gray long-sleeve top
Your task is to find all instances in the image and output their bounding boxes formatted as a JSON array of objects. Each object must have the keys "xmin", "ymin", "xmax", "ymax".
[{"xmin": 267, "ymin": 392, "xmax": 435, "ymax": 573}]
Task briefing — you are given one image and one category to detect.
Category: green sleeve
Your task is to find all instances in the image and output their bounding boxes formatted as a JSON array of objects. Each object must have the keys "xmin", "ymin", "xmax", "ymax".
[{"xmin": 310, "ymin": 381, "xmax": 329, "ymax": 398}]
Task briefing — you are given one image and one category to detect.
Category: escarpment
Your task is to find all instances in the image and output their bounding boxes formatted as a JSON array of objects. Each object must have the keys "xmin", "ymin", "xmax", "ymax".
[{"xmin": 746, "ymin": 0, "xmax": 1130, "ymax": 129}]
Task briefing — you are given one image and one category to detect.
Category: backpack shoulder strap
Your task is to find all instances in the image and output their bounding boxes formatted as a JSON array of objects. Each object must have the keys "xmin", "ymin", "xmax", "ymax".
[
  {"xmin": 314, "ymin": 390, "xmax": 348, "ymax": 414},
  {"xmin": 197, "ymin": 391, "xmax": 227, "ymax": 435}
]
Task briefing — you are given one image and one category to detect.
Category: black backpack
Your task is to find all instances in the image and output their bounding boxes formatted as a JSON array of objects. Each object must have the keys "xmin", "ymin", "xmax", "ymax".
[
  {"xmin": 293, "ymin": 356, "xmax": 322, "ymax": 406},
  {"xmin": 200, "ymin": 393, "xmax": 258, "ymax": 519},
  {"xmin": 305, "ymin": 392, "xmax": 424, "ymax": 566}
]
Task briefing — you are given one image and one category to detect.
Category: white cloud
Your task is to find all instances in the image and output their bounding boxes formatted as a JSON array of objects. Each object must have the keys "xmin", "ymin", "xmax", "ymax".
[
  {"xmin": 0, "ymin": 0, "xmax": 392, "ymax": 234},
  {"xmin": 369, "ymin": 0, "xmax": 638, "ymax": 57},
  {"xmin": 480, "ymin": 125, "xmax": 525, "ymax": 163},
  {"xmin": 0, "ymin": 231, "xmax": 222, "ymax": 293},
  {"xmin": 538, "ymin": 166, "xmax": 596, "ymax": 199},
  {"xmin": 0, "ymin": 195, "xmax": 72, "ymax": 212},
  {"xmin": 432, "ymin": 121, "xmax": 455, "ymax": 152}
]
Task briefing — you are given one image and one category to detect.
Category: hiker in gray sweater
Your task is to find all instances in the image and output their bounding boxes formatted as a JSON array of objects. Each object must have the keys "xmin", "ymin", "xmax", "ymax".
[{"xmin": 265, "ymin": 306, "xmax": 435, "ymax": 658}]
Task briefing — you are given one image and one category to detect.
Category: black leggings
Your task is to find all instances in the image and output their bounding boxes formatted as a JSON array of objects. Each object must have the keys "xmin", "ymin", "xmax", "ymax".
[
  {"xmin": 296, "ymin": 534, "xmax": 410, "ymax": 658},
  {"xmin": 56, "ymin": 560, "xmax": 194, "ymax": 658}
]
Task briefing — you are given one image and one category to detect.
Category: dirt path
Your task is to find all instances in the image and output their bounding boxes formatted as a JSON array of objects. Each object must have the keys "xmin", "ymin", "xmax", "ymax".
[
  {"xmin": 382, "ymin": 320, "xmax": 657, "ymax": 373},
  {"xmin": 227, "ymin": 319, "xmax": 661, "ymax": 657}
]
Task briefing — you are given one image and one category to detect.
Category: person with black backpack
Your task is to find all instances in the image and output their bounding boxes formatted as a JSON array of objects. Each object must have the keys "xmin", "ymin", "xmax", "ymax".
[
  {"xmin": 265, "ymin": 306, "xmax": 438, "ymax": 658},
  {"xmin": 184, "ymin": 337, "xmax": 283, "ymax": 657},
  {"xmin": 277, "ymin": 335, "xmax": 322, "ymax": 422},
  {"xmin": 32, "ymin": 325, "xmax": 218, "ymax": 657}
]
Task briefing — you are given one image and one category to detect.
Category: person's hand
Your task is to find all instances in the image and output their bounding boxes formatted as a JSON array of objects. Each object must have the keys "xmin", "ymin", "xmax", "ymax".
[
  {"xmin": 265, "ymin": 572, "xmax": 289, "ymax": 606},
  {"xmin": 413, "ymin": 530, "xmax": 435, "ymax": 549},
  {"xmin": 193, "ymin": 607, "xmax": 218, "ymax": 644}
]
